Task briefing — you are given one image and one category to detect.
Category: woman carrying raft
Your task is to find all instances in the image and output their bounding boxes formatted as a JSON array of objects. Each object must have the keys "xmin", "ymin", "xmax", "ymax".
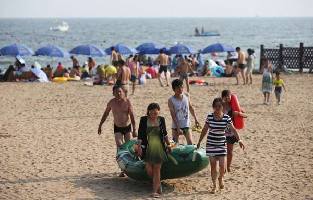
[{"xmin": 137, "ymin": 103, "xmax": 172, "ymax": 198}]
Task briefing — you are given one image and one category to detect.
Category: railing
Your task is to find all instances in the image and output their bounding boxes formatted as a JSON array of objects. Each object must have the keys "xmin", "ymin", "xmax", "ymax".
[{"xmin": 260, "ymin": 43, "xmax": 313, "ymax": 73}]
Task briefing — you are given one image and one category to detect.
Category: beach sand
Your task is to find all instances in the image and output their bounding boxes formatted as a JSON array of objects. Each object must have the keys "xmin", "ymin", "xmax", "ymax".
[{"xmin": 0, "ymin": 74, "xmax": 313, "ymax": 200}]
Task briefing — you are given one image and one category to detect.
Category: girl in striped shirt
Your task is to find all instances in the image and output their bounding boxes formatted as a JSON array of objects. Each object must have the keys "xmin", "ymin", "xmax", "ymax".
[{"xmin": 197, "ymin": 98, "xmax": 245, "ymax": 193}]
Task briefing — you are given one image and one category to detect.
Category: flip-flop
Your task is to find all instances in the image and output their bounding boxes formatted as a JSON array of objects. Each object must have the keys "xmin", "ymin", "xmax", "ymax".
[
  {"xmin": 118, "ymin": 172, "xmax": 126, "ymax": 177},
  {"xmin": 151, "ymin": 193, "xmax": 160, "ymax": 198}
]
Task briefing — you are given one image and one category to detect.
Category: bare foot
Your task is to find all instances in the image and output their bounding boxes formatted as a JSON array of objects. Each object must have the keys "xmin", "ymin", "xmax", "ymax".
[
  {"xmin": 157, "ymin": 185, "xmax": 163, "ymax": 194},
  {"xmin": 210, "ymin": 185, "xmax": 216, "ymax": 194}
]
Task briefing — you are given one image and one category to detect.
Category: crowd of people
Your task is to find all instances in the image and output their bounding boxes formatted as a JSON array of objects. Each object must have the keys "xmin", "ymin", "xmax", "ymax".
[
  {"xmin": 0, "ymin": 46, "xmax": 257, "ymax": 86},
  {"xmin": 0, "ymin": 45, "xmax": 289, "ymax": 198}
]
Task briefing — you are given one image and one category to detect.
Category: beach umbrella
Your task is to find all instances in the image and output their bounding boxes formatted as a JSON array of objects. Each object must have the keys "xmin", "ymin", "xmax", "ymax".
[
  {"xmin": 169, "ymin": 44, "xmax": 195, "ymax": 55},
  {"xmin": 69, "ymin": 44, "xmax": 105, "ymax": 57},
  {"xmin": 136, "ymin": 42, "xmax": 166, "ymax": 55},
  {"xmin": 201, "ymin": 43, "xmax": 235, "ymax": 54},
  {"xmin": 105, "ymin": 44, "xmax": 137, "ymax": 55},
  {"xmin": 0, "ymin": 43, "xmax": 33, "ymax": 56},
  {"xmin": 35, "ymin": 45, "xmax": 69, "ymax": 57}
]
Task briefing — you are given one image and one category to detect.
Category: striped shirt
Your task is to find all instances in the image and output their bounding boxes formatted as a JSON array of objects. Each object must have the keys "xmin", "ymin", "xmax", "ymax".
[{"xmin": 205, "ymin": 113, "xmax": 232, "ymax": 156}]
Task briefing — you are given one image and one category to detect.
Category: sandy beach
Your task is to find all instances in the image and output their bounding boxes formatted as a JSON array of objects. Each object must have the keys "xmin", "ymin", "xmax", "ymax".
[{"xmin": 0, "ymin": 74, "xmax": 313, "ymax": 200}]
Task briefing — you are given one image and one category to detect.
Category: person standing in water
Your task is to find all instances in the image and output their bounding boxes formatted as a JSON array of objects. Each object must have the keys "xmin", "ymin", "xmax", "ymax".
[{"xmin": 98, "ymin": 85, "xmax": 136, "ymax": 177}]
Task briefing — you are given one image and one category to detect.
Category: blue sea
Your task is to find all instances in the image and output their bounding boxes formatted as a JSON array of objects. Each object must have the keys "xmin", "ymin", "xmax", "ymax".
[{"xmin": 0, "ymin": 17, "xmax": 313, "ymax": 70}]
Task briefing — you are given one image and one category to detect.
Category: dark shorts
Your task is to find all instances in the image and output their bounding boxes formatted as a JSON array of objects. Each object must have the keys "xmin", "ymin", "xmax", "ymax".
[
  {"xmin": 179, "ymin": 72, "xmax": 188, "ymax": 80},
  {"xmin": 226, "ymin": 135, "xmax": 238, "ymax": 144},
  {"xmin": 112, "ymin": 60, "xmax": 119, "ymax": 67},
  {"xmin": 130, "ymin": 75, "xmax": 137, "ymax": 82},
  {"xmin": 159, "ymin": 65, "xmax": 168, "ymax": 74},
  {"xmin": 114, "ymin": 124, "xmax": 131, "ymax": 135},
  {"xmin": 274, "ymin": 86, "xmax": 282, "ymax": 94},
  {"xmin": 238, "ymin": 64, "xmax": 246, "ymax": 69},
  {"xmin": 222, "ymin": 73, "xmax": 233, "ymax": 77},
  {"xmin": 172, "ymin": 127, "xmax": 190, "ymax": 135},
  {"xmin": 228, "ymin": 59, "xmax": 237, "ymax": 65}
]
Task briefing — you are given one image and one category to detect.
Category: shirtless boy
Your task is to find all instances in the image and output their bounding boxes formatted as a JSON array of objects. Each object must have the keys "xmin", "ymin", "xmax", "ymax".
[
  {"xmin": 176, "ymin": 57, "xmax": 192, "ymax": 93},
  {"xmin": 111, "ymin": 47, "xmax": 119, "ymax": 66},
  {"xmin": 116, "ymin": 60, "xmax": 131, "ymax": 96}
]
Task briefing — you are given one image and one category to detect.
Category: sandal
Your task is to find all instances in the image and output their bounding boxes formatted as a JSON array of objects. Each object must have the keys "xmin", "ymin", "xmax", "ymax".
[{"xmin": 118, "ymin": 172, "xmax": 126, "ymax": 177}]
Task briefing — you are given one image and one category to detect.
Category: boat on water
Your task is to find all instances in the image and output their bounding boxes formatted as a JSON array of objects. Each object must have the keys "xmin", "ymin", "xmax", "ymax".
[
  {"xmin": 195, "ymin": 32, "xmax": 220, "ymax": 37},
  {"xmin": 50, "ymin": 21, "xmax": 69, "ymax": 32},
  {"xmin": 194, "ymin": 27, "xmax": 220, "ymax": 37}
]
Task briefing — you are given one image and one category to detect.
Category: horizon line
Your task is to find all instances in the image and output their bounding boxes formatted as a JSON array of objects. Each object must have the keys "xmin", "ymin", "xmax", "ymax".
[{"xmin": 1, "ymin": 16, "xmax": 313, "ymax": 19}]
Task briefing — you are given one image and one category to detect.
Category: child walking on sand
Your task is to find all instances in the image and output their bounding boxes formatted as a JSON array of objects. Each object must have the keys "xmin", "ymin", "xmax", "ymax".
[
  {"xmin": 273, "ymin": 71, "xmax": 286, "ymax": 105},
  {"xmin": 168, "ymin": 79, "xmax": 199, "ymax": 145},
  {"xmin": 197, "ymin": 98, "xmax": 245, "ymax": 193},
  {"xmin": 261, "ymin": 58, "xmax": 273, "ymax": 105}
]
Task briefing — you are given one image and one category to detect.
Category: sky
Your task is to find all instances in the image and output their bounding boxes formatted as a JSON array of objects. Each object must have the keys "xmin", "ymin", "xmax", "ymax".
[{"xmin": 0, "ymin": 0, "xmax": 312, "ymax": 18}]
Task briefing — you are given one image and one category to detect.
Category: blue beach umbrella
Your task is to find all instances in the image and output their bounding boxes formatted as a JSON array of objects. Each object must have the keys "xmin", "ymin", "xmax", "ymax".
[
  {"xmin": 105, "ymin": 44, "xmax": 137, "ymax": 55},
  {"xmin": 35, "ymin": 45, "xmax": 69, "ymax": 57},
  {"xmin": 136, "ymin": 42, "xmax": 165, "ymax": 55},
  {"xmin": 169, "ymin": 44, "xmax": 195, "ymax": 55},
  {"xmin": 0, "ymin": 43, "xmax": 33, "ymax": 56},
  {"xmin": 70, "ymin": 44, "xmax": 105, "ymax": 57},
  {"xmin": 201, "ymin": 43, "xmax": 235, "ymax": 54}
]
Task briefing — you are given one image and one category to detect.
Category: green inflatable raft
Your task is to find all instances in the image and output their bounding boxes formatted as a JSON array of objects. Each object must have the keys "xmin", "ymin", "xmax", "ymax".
[{"xmin": 116, "ymin": 140, "xmax": 209, "ymax": 181}]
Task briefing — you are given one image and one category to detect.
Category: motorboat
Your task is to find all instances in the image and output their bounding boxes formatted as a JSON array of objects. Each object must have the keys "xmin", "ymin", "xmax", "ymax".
[
  {"xmin": 194, "ymin": 27, "xmax": 220, "ymax": 37},
  {"xmin": 50, "ymin": 21, "xmax": 69, "ymax": 32},
  {"xmin": 195, "ymin": 31, "xmax": 220, "ymax": 37}
]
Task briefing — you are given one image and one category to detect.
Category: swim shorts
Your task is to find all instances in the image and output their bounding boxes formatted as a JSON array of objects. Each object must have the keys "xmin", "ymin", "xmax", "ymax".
[{"xmin": 114, "ymin": 124, "xmax": 132, "ymax": 135}]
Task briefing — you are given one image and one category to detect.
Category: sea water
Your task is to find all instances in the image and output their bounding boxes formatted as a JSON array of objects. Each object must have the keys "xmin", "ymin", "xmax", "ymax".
[{"xmin": 0, "ymin": 17, "xmax": 312, "ymax": 70}]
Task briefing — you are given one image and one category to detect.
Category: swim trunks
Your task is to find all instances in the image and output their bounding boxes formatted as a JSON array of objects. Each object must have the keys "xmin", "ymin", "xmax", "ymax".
[
  {"xmin": 172, "ymin": 127, "xmax": 190, "ymax": 135},
  {"xmin": 158, "ymin": 65, "xmax": 168, "ymax": 74},
  {"xmin": 179, "ymin": 72, "xmax": 188, "ymax": 80},
  {"xmin": 114, "ymin": 124, "xmax": 131, "ymax": 135},
  {"xmin": 130, "ymin": 75, "xmax": 137, "ymax": 82},
  {"xmin": 238, "ymin": 64, "xmax": 246, "ymax": 69}
]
